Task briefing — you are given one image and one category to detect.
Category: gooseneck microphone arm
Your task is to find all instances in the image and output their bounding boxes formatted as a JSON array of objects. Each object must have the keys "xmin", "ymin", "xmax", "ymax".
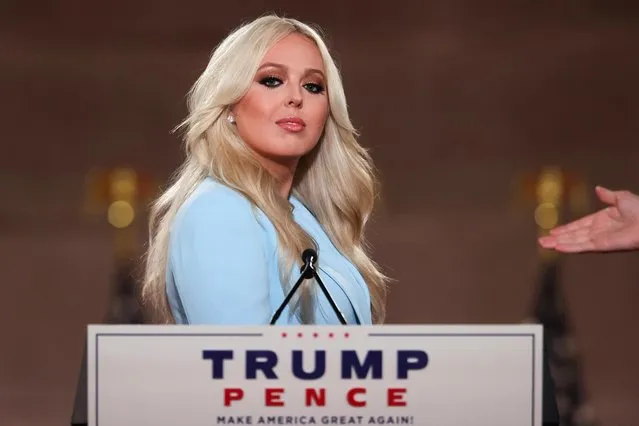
[
  {"xmin": 269, "ymin": 253, "xmax": 313, "ymax": 325},
  {"xmin": 270, "ymin": 249, "xmax": 348, "ymax": 325},
  {"xmin": 310, "ymin": 254, "xmax": 348, "ymax": 326}
]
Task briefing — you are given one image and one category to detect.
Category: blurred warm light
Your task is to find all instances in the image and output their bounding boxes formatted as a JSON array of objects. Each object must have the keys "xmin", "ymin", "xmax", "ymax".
[
  {"xmin": 534, "ymin": 202, "xmax": 558, "ymax": 230},
  {"xmin": 536, "ymin": 168, "xmax": 563, "ymax": 204},
  {"xmin": 107, "ymin": 200, "xmax": 135, "ymax": 229},
  {"xmin": 109, "ymin": 168, "xmax": 138, "ymax": 200}
]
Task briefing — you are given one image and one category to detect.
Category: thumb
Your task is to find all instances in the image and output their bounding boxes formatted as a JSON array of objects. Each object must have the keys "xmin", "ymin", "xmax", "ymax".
[{"xmin": 595, "ymin": 186, "xmax": 619, "ymax": 206}]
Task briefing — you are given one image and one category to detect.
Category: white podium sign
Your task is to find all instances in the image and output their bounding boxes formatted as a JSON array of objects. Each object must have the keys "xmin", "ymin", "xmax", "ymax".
[{"xmin": 87, "ymin": 324, "xmax": 542, "ymax": 426}]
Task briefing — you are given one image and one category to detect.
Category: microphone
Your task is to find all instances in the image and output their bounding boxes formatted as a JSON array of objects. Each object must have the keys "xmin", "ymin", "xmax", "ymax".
[
  {"xmin": 270, "ymin": 248, "xmax": 348, "ymax": 325},
  {"xmin": 300, "ymin": 249, "xmax": 317, "ymax": 279}
]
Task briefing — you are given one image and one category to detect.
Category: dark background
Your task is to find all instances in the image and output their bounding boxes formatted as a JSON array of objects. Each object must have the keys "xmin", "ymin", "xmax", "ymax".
[{"xmin": 1, "ymin": 1, "xmax": 638, "ymax": 424}]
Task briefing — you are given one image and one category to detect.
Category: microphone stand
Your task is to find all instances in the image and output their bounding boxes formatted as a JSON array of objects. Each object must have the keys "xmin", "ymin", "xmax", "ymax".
[{"xmin": 270, "ymin": 249, "xmax": 348, "ymax": 325}]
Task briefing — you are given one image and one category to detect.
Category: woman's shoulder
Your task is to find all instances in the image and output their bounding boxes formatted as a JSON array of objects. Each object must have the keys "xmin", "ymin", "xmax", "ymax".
[{"xmin": 171, "ymin": 177, "xmax": 263, "ymax": 237}]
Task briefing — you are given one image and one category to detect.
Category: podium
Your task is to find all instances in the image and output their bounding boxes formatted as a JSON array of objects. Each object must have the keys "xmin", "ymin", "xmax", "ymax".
[{"xmin": 71, "ymin": 324, "xmax": 559, "ymax": 426}]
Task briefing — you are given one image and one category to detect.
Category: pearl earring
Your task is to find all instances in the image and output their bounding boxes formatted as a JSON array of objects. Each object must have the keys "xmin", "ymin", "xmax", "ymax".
[{"xmin": 227, "ymin": 114, "xmax": 236, "ymax": 124}]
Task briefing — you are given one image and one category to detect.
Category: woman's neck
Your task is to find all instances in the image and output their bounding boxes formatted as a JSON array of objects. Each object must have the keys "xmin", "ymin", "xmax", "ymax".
[{"xmin": 259, "ymin": 156, "xmax": 299, "ymax": 198}]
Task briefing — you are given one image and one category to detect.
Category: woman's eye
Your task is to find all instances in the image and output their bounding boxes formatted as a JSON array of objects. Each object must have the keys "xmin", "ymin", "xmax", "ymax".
[
  {"xmin": 259, "ymin": 76, "xmax": 282, "ymax": 88},
  {"xmin": 304, "ymin": 83, "xmax": 325, "ymax": 94}
]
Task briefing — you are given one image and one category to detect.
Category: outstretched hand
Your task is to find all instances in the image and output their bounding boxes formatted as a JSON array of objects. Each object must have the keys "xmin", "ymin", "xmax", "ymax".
[{"xmin": 538, "ymin": 186, "xmax": 639, "ymax": 253}]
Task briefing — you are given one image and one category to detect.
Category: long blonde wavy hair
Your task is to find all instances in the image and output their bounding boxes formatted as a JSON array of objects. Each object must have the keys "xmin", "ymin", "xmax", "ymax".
[{"xmin": 141, "ymin": 14, "xmax": 389, "ymax": 324}]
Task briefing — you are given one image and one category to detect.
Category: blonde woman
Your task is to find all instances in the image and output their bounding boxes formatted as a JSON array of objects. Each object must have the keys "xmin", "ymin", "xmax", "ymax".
[{"xmin": 141, "ymin": 15, "xmax": 389, "ymax": 326}]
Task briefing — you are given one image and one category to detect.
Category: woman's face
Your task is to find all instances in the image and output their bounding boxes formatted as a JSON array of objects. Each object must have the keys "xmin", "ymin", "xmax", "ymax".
[{"xmin": 232, "ymin": 33, "xmax": 329, "ymax": 173}]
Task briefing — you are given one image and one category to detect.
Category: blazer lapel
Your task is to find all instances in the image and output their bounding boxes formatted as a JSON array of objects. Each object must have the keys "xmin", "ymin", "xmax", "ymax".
[{"xmin": 319, "ymin": 265, "xmax": 371, "ymax": 325}]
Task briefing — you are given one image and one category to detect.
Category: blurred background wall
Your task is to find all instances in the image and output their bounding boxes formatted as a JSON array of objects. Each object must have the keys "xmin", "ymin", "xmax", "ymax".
[{"xmin": 1, "ymin": 1, "xmax": 638, "ymax": 425}]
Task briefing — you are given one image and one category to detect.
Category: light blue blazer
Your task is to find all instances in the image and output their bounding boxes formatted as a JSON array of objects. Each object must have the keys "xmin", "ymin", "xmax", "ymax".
[{"xmin": 166, "ymin": 177, "xmax": 372, "ymax": 325}]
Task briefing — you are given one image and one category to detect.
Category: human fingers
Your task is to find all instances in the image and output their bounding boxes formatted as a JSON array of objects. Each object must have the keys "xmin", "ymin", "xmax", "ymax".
[{"xmin": 548, "ymin": 213, "xmax": 596, "ymax": 235}]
